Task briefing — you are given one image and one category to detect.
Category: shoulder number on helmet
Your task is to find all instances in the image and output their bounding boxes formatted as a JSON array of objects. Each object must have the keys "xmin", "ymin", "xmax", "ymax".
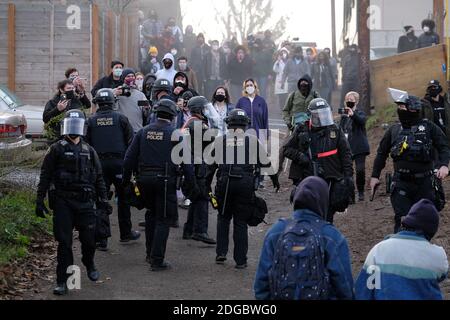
[{"xmin": 316, "ymin": 101, "xmax": 326, "ymax": 107}]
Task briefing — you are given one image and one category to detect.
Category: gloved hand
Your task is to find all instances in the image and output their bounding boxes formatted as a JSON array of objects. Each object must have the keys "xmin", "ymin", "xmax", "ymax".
[
  {"xmin": 97, "ymin": 201, "xmax": 113, "ymax": 215},
  {"xmin": 270, "ymin": 175, "xmax": 280, "ymax": 193},
  {"xmin": 35, "ymin": 200, "xmax": 49, "ymax": 218}
]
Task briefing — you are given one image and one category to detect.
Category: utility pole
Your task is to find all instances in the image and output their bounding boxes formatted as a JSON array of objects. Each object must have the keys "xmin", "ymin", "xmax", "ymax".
[
  {"xmin": 331, "ymin": 0, "xmax": 337, "ymax": 57},
  {"xmin": 433, "ymin": 0, "xmax": 445, "ymax": 41},
  {"xmin": 358, "ymin": 0, "xmax": 371, "ymax": 114}
]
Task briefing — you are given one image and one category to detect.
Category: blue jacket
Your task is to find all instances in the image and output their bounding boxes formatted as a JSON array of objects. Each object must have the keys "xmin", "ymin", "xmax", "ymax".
[
  {"xmin": 235, "ymin": 96, "xmax": 269, "ymax": 138},
  {"xmin": 355, "ymin": 231, "xmax": 449, "ymax": 300},
  {"xmin": 254, "ymin": 209, "xmax": 354, "ymax": 300}
]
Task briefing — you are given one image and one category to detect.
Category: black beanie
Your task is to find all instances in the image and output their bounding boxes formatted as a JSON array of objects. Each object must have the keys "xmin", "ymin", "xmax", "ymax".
[
  {"xmin": 402, "ymin": 199, "xmax": 439, "ymax": 240},
  {"xmin": 111, "ymin": 60, "xmax": 124, "ymax": 69},
  {"xmin": 120, "ymin": 68, "xmax": 135, "ymax": 83}
]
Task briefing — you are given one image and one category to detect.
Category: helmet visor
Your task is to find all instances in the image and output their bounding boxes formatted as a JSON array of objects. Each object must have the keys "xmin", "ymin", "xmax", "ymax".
[
  {"xmin": 310, "ymin": 108, "xmax": 334, "ymax": 127},
  {"xmin": 388, "ymin": 88, "xmax": 409, "ymax": 105},
  {"xmin": 61, "ymin": 118, "xmax": 85, "ymax": 136},
  {"xmin": 203, "ymin": 102, "xmax": 221, "ymax": 129}
]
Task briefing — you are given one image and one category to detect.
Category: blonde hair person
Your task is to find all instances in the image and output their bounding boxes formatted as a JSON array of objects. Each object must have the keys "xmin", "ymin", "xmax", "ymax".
[
  {"xmin": 345, "ymin": 91, "xmax": 360, "ymax": 105},
  {"xmin": 242, "ymin": 78, "xmax": 260, "ymax": 97}
]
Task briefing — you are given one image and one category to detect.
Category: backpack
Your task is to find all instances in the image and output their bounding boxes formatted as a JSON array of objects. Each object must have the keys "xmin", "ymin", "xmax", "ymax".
[{"xmin": 269, "ymin": 217, "xmax": 330, "ymax": 300}]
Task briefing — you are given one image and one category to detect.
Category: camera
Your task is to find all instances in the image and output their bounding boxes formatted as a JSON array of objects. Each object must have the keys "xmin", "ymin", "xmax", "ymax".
[
  {"xmin": 338, "ymin": 108, "xmax": 350, "ymax": 115},
  {"xmin": 121, "ymin": 85, "xmax": 132, "ymax": 97}
]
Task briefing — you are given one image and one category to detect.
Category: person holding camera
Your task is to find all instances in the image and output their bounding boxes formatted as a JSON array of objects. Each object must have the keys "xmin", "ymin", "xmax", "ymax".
[
  {"xmin": 339, "ymin": 92, "xmax": 370, "ymax": 202},
  {"xmin": 113, "ymin": 68, "xmax": 149, "ymax": 133}
]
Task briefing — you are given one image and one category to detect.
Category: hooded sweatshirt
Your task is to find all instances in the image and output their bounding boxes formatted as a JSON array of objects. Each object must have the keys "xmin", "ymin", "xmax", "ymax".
[
  {"xmin": 172, "ymin": 71, "xmax": 198, "ymax": 99},
  {"xmin": 282, "ymin": 75, "xmax": 320, "ymax": 126},
  {"xmin": 155, "ymin": 53, "xmax": 177, "ymax": 85},
  {"xmin": 254, "ymin": 176, "xmax": 354, "ymax": 300}
]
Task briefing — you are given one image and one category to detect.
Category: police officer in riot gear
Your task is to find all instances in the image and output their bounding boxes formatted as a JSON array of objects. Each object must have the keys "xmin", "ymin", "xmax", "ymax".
[
  {"xmin": 181, "ymin": 96, "xmax": 219, "ymax": 244},
  {"xmin": 207, "ymin": 109, "xmax": 280, "ymax": 268},
  {"xmin": 36, "ymin": 109, "xmax": 111, "ymax": 295},
  {"xmin": 123, "ymin": 99, "xmax": 181, "ymax": 271},
  {"xmin": 282, "ymin": 98, "xmax": 354, "ymax": 223},
  {"xmin": 423, "ymin": 80, "xmax": 450, "ymax": 144},
  {"xmin": 146, "ymin": 79, "xmax": 176, "ymax": 125},
  {"xmin": 371, "ymin": 89, "xmax": 450, "ymax": 233},
  {"xmin": 86, "ymin": 89, "xmax": 139, "ymax": 249}
]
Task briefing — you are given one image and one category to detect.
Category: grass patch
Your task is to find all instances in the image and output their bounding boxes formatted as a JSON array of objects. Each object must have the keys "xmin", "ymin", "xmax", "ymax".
[
  {"xmin": 0, "ymin": 191, "xmax": 52, "ymax": 266},
  {"xmin": 366, "ymin": 104, "xmax": 398, "ymax": 131}
]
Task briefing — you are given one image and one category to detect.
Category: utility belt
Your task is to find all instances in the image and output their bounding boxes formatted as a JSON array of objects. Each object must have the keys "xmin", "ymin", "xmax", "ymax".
[
  {"xmin": 99, "ymin": 153, "xmax": 124, "ymax": 160},
  {"xmin": 55, "ymin": 187, "xmax": 95, "ymax": 202},
  {"xmin": 394, "ymin": 169, "xmax": 433, "ymax": 181}
]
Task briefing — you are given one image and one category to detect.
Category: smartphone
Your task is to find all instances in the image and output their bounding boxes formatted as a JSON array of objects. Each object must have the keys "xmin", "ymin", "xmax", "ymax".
[{"xmin": 138, "ymin": 100, "xmax": 150, "ymax": 107}]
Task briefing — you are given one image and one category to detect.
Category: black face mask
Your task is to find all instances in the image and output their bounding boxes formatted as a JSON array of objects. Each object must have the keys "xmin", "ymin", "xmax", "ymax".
[
  {"xmin": 164, "ymin": 61, "xmax": 173, "ymax": 69},
  {"xmin": 299, "ymin": 84, "xmax": 310, "ymax": 96},
  {"xmin": 346, "ymin": 101, "xmax": 356, "ymax": 108},
  {"xmin": 68, "ymin": 134, "xmax": 80, "ymax": 140},
  {"xmin": 64, "ymin": 90, "xmax": 75, "ymax": 100},
  {"xmin": 214, "ymin": 94, "xmax": 226, "ymax": 102},
  {"xmin": 398, "ymin": 109, "xmax": 421, "ymax": 128},
  {"xmin": 428, "ymin": 88, "xmax": 442, "ymax": 98}
]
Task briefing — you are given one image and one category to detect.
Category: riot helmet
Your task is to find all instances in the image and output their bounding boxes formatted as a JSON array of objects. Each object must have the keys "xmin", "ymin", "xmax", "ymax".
[
  {"xmin": 152, "ymin": 78, "xmax": 172, "ymax": 99},
  {"xmin": 307, "ymin": 98, "xmax": 334, "ymax": 128},
  {"xmin": 388, "ymin": 88, "xmax": 423, "ymax": 111},
  {"xmin": 154, "ymin": 99, "xmax": 178, "ymax": 119},
  {"xmin": 61, "ymin": 109, "xmax": 86, "ymax": 137},
  {"xmin": 225, "ymin": 108, "xmax": 251, "ymax": 129},
  {"xmin": 188, "ymin": 96, "xmax": 221, "ymax": 129},
  {"xmin": 93, "ymin": 88, "xmax": 115, "ymax": 108}
]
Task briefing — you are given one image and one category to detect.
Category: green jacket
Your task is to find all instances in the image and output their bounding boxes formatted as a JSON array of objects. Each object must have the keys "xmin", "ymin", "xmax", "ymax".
[{"xmin": 282, "ymin": 90, "xmax": 320, "ymax": 127}]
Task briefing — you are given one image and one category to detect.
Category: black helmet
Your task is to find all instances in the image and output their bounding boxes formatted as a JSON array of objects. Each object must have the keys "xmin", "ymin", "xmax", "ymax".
[
  {"xmin": 389, "ymin": 88, "xmax": 423, "ymax": 112},
  {"xmin": 405, "ymin": 96, "xmax": 423, "ymax": 112},
  {"xmin": 152, "ymin": 78, "xmax": 172, "ymax": 96},
  {"xmin": 187, "ymin": 96, "xmax": 209, "ymax": 115},
  {"xmin": 154, "ymin": 99, "xmax": 177, "ymax": 117},
  {"xmin": 307, "ymin": 98, "xmax": 334, "ymax": 128},
  {"xmin": 61, "ymin": 109, "xmax": 86, "ymax": 137},
  {"xmin": 93, "ymin": 88, "xmax": 115, "ymax": 107},
  {"xmin": 225, "ymin": 108, "xmax": 250, "ymax": 128},
  {"xmin": 181, "ymin": 90, "xmax": 194, "ymax": 102}
]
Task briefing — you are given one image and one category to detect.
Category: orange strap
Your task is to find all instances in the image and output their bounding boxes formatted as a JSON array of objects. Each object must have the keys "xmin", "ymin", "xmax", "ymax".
[{"xmin": 317, "ymin": 149, "xmax": 338, "ymax": 158}]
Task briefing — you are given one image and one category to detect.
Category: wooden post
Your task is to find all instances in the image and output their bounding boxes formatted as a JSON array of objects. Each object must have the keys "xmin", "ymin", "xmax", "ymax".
[
  {"xmin": 127, "ymin": 15, "xmax": 138, "ymax": 70},
  {"xmin": 434, "ymin": 0, "xmax": 445, "ymax": 41},
  {"xmin": 331, "ymin": 0, "xmax": 337, "ymax": 58},
  {"xmin": 7, "ymin": 3, "xmax": 15, "ymax": 92},
  {"xmin": 92, "ymin": 4, "xmax": 100, "ymax": 85},
  {"xmin": 106, "ymin": 10, "xmax": 114, "ymax": 75},
  {"xmin": 49, "ymin": 2, "xmax": 54, "ymax": 100},
  {"xmin": 120, "ymin": 14, "xmax": 127, "ymax": 65},
  {"xmin": 358, "ymin": 0, "xmax": 371, "ymax": 114}
]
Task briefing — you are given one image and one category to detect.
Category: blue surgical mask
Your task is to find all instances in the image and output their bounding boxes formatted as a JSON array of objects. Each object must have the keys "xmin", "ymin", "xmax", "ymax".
[{"xmin": 113, "ymin": 68, "xmax": 123, "ymax": 77}]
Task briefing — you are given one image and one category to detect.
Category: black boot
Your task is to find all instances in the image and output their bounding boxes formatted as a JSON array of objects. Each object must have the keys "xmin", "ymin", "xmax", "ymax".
[
  {"xmin": 358, "ymin": 191, "xmax": 365, "ymax": 202},
  {"xmin": 53, "ymin": 283, "xmax": 68, "ymax": 296},
  {"xmin": 120, "ymin": 230, "xmax": 141, "ymax": 242},
  {"xmin": 151, "ymin": 261, "xmax": 171, "ymax": 272},
  {"xmin": 87, "ymin": 266, "xmax": 100, "ymax": 282},
  {"xmin": 192, "ymin": 233, "xmax": 216, "ymax": 245}
]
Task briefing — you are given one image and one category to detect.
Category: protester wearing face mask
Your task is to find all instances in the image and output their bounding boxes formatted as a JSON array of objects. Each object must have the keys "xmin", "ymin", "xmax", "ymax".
[
  {"xmin": 177, "ymin": 56, "xmax": 199, "ymax": 92},
  {"xmin": 155, "ymin": 53, "xmax": 177, "ymax": 86},
  {"xmin": 273, "ymin": 48, "xmax": 290, "ymax": 110},
  {"xmin": 211, "ymin": 86, "xmax": 234, "ymax": 136},
  {"xmin": 281, "ymin": 46, "xmax": 311, "ymax": 93},
  {"xmin": 205, "ymin": 40, "xmax": 227, "ymax": 99},
  {"xmin": 172, "ymin": 72, "xmax": 198, "ymax": 100},
  {"xmin": 339, "ymin": 92, "xmax": 370, "ymax": 202},
  {"xmin": 423, "ymin": 80, "xmax": 450, "ymax": 145},
  {"xmin": 227, "ymin": 46, "xmax": 254, "ymax": 103},
  {"xmin": 91, "ymin": 60, "xmax": 124, "ymax": 97},
  {"xmin": 142, "ymin": 46, "xmax": 162, "ymax": 76},
  {"xmin": 113, "ymin": 68, "xmax": 149, "ymax": 133},
  {"xmin": 64, "ymin": 67, "xmax": 90, "ymax": 109},
  {"xmin": 235, "ymin": 79, "xmax": 268, "ymax": 140},
  {"xmin": 397, "ymin": 26, "xmax": 419, "ymax": 53},
  {"xmin": 135, "ymin": 72, "xmax": 145, "ymax": 91},
  {"xmin": 43, "ymin": 80, "xmax": 90, "ymax": 142},
  {"xmin": 283, "ymin": 75, "xmax": 320, "ymax": 131},
  {"xmin": 418, "ymin": 19, "xmax": 440, "ymax": 49}
]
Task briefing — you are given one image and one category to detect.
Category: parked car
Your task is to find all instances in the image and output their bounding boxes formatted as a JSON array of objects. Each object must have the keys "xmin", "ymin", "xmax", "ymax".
[
  {"xmin": 0, "ymin": 110, "xmax": 32, "ymax": 162},
  {"xmin": 0, "ymin": 85, "xmax": 44, "ymax": 138}
]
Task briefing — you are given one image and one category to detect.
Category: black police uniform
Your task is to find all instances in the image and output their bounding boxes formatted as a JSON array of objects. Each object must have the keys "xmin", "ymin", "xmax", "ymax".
[
  {"xmin": 208, "ymin": 121, "xmax": 279, "ymax": 267},
  {"xmin": 86, "ymin": 107, "xmax": 134, "ymax": 242},
  {"xmin": 182, "ymin": 115, "xmax": 215, "ymax": 243},
  {"xmin": 284, "ymin": 123, "xmax": 354, "ymax": 223},
  {"xmin": 36, "ymin": 138, "xmax": 109, "ymax": 286},
  {"xmin": 371, "ymin": 118, "xmax": 450, "ymax": 232},
  {"xmin": 123, "ymin": 102, "xmax": 180, "ymax": 269}
]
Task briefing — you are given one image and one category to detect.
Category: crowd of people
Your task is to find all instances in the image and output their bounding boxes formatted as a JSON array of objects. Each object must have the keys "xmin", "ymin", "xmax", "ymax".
[{"xmin": 36, "ymin": 10, "xmax": 450, "ymax": 300}]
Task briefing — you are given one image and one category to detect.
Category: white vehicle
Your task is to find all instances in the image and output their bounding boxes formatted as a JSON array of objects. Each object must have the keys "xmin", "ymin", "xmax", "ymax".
[{"xmin": 0, "ymin": 85, "xmax": 44, "ymax": 139}]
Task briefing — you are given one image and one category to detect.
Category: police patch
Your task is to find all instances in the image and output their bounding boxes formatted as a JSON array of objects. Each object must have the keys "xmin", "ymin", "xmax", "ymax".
[
  {"xmin": 418, "ymin": 125, "xmax": 426, "ymax": 132},
  {"xmin": 147, "ymin": 131, "xmax": 164, "ymax": 141},
  {"xmin": 330, "ymin": 131, "xmax": 337, "ymax": 139}
]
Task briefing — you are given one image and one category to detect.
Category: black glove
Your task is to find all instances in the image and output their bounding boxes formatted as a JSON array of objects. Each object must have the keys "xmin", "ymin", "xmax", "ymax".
[
  {"xmin": 270, "ymin": 175, "xmax": 280, "ymax": 193},
  {"xmin": 97, "ymin": 201, "xmax": 113, "ymax": 215},
  {"xmin": 35, "ymin": 200, "xmax": 49, "ymax": 218}
]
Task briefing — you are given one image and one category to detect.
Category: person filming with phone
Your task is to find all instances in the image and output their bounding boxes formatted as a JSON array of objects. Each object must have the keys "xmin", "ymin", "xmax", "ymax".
[
  {"xmin": 339, "ymin": 91, "xmax": 370, "ymax": 202},
  {"xmin": 113, "ymin": 68, "xmax": 149, "ymax": 133}
]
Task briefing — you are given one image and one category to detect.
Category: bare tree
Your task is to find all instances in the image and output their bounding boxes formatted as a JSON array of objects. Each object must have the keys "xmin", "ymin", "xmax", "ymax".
[
  {"xmin": 214, "ymin": 0, "xmax": 288, "ymax": 43},
  {"xmin": 107, "ymin": 0, "xmax": 135, "ymax": 15}
]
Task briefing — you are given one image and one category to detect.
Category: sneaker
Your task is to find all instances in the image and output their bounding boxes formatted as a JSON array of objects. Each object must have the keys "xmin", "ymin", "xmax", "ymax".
[
  {"xmin": 192, "ymin": 233, "xmax": 216, "ymax": 245},
  {"xmin": 138, "ymin": 221, "xmax": 146, "ymax": 228},
  {"xmin": 53, "ymin": 283, "xmax": 68, "ymax": 296},
  {"xmin": 235, "ymin": 263, "xmax": 248, "ymax": 270},
  {"xmin": 87, "ymin": 266, "xmax": 100, "ymax": 282},
  {"xmin": 215, "ymin": 256, "xmax": 227, "ymax": 265},
  {"xmin": 120, "ymin": 230, "xmax": 141, "ymax": 242},
  {"xmin": 151, "ymin": 261, "xmax": 171, "ymax": 272},
  {"xmin": 179, "ymin": 199, "xmax": 191, "ymax": 209}
]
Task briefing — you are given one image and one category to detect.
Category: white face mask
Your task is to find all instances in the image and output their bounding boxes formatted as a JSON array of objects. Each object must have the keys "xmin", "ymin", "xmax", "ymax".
[
  {"xmin": 136, "ymin": 79, "xmax": 144, "ymax": 90},
  {"xmin": 246, "ymin": 86, "xmax": 255, "ymax": 95},
  {"xmin": 423, "ymin": 26, "xmax": 430, "ymax": 33}
]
